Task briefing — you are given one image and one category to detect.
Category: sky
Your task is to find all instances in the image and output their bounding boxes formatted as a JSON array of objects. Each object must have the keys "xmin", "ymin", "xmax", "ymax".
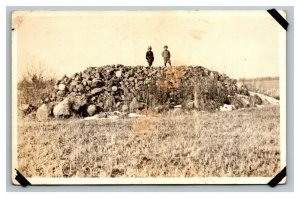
[{"xmin": 13, "ymin": 10, "xmax": 285, "ymax": 79}]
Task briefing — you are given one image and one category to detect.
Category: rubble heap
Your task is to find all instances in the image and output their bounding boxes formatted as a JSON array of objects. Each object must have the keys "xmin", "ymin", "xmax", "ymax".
[{"xmin": 22, "ymin": 65, "xmax": 267, "ymax": 120}]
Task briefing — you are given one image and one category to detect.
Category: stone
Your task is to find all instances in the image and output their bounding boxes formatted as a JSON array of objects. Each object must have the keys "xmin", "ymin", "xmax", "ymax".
[
  {"xmin": 91, "ymin": 80, "xmax": 100, "ymax": 88},
  {"xmin": 240, "ymin": 97, "xmax": 250, "ymax": 108},
  {"xmin": 113, "ymin": 111, "xmax": 123, "ymax": 116},
  {"xmin": 173, "ymin": 105, "xmax": 182, "ymax": 108},
  {"xmin": 36, "ymin": 103, "xmax": 54, "ymax": 121},
  {"xmin": 56, "ymin": 90, "xmax": 66, "ymax": 97},
  {"xmin": 70, "ymin": 95, "xmax": 87, "ymax": 111},
  {"xmin": 238, "ymin": 85, "xmax": 249, "ymax": 96},
  {"xmin": 220, "ymin": 104, "xmax": 235, "ymax": 111},
  {"xmin": 44, "ymin": 97, "xmax": 50, "ymax": 103},
  {"xmin": 128, "ymin": 113, "xmax": 146, "ymax": 118},
  {"xmin": 115, "ymin": 102, "xmax": 121, "ymax": 108},
  {"xmin": 111, "ymin": 86, "xmax": 118, "ymax": 92},
  {"xmin": 20, "ymin": 104, "xmax": 36, "ymax": 116},
  {"xmin": 98, "ymin": 112, "xmax": 108, "ymax": 118},
  {"xmin": 76, "ymin": 84, "xmax": 84, "ymax": 92},
  {"xmin": 75, "ymin": 75, "xmax": 81, "ymax": 81},
  {"xmin": 87, "ymin": 80, "xmax": 92, "ymax": 86},
  {"xmin": 230, "ymin": 94, "xmax": 251, "ymax": 108},
  {"xmin": 35, "ymin": 65, "xmax": 259, "ymax": 119},
  {"xmin": 229, "ymin": 95, "xmax": 243, "ymax": 109},
  {"xmin": 91, "ymin": 88, "xmax": 102, "ymax": 95},
  {"xmin": 87, "ymin": 104, "xmax": 97, "ymax": 116},
  {"xmin": 84, "ymin": 114, "xmax": 102, "ymax": 120},
  {"xmin": 251, "ymin": 94, "xmax": 263, "ymax": 106},
  {"xmin": 53, "ymin": 98, "xmax": 71, "ymax": 118},
  {"xmin": 27, "ymin": 111, "xmax": 37, "ymax": 119},
  {"xmin": 121, "ymin": 104, "xmax": 129, "ymax": 112},
  {"xmin": 58, "ymin": 84, "xmax": 66, "ymax": 91},
  {"xmin": 115, "ymin": 70, "xmax": 122, "ymax": 78},
  {"xmin": 70, "ymin": 80, "xmax": 78, "ymax": 86}
]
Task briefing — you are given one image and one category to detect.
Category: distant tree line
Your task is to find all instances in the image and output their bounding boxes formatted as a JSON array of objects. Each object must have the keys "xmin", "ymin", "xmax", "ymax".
[{"xmin": 238, "ymin": 76, "xmax": 279, "ymax": 82}]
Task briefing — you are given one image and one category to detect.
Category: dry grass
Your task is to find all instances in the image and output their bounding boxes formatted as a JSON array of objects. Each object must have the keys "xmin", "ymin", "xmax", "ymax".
[{"xmin": 17, "ymin": 105, "xmax": 280, "ymax": 178}]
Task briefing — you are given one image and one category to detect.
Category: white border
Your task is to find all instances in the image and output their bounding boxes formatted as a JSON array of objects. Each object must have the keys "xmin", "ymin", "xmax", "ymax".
[
  {"xmin": 11, "ymin": 9, "xmax": 287, "ymax": 185},
  {"xmin": 1, "ymin": 1, "xmax": 298, "ymax": 198}
]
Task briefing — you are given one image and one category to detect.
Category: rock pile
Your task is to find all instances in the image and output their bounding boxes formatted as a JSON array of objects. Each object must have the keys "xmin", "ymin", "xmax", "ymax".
[{"xmin": 24, "ymin": 64, "xmax": 266, "ymax": 120}]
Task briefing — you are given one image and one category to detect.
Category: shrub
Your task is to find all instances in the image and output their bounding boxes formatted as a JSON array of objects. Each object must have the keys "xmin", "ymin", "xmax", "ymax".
[{"xmin": 17, "ymin": 62, "xmax": 56, "ymax": 108}]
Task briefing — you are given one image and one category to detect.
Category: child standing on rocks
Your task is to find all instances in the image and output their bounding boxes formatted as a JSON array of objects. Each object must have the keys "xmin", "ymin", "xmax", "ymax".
[
  {"xmin": 162, "ymin": 45, "xmax": 171, "ymax": 66},
  {"xmin": 146, "ymin": 46, "xmax": 154, "ymax": 66}
]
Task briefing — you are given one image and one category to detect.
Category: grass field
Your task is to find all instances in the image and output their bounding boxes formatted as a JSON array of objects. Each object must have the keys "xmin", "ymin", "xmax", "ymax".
[
  {"xmin": 17, "ymin": 105, "xmax": 280, "ymax": 178},
  {"xmin": 238, "ymin": 77, "xmax": 279, "ymax": 99}
]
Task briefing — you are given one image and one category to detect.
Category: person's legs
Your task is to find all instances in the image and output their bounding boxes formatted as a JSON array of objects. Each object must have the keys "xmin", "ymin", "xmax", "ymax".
[
  {"xmin": 168, "ymin": 59, "xmax": 171, "ymax": 66},
  {"xmin": 164, "ymin": 58, "xmax": 167, "ymax": 66}
]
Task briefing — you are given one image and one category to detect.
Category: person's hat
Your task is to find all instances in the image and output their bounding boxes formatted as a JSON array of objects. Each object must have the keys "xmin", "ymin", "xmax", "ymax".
[
  {"xmin": 148, "ymin": 46, "xmax": 152, "ymax": 49},
  {"xmin": 164, "ymin": 45, "xmax": 168, "ymax": 48}
]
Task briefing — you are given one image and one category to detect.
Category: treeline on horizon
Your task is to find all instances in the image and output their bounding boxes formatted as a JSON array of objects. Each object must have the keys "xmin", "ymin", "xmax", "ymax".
[{"xmin": 238, "ymin": 76, "xmax": 279, "ymax": 82}]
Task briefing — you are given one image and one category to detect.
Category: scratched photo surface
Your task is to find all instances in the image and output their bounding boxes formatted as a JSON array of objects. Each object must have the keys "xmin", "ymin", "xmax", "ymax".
[{"xmin": 12, "ymin": 10, "xmax": 286, "ymax": 184}]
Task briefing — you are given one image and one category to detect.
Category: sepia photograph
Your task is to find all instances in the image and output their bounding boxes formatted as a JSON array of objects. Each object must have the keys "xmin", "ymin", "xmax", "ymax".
[{"xmin": 11, "ymin": 10, "xmax": 286, "ymax": 184}]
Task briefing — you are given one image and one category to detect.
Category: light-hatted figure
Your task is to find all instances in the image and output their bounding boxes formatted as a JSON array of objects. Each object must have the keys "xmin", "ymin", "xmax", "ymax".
[
  {"xmin": 162, "ymin": 45, "xmax": 171, "ymax": 66},
  {"xmin": 146, "ymin": 46, "xmax": 154, "ymax": 66}
]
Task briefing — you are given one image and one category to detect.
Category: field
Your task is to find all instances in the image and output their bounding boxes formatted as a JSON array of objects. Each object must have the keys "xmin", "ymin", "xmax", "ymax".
[
  {"xmin": 238, "ymin": 77, "xmax": 279, "ymax": 99},
  {"xmin": 17, "ymin": 105, "xmax": 280, "ymax": 178}
]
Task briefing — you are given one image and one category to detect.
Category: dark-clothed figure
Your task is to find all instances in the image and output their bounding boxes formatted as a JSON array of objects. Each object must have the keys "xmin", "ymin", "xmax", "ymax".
[
  {"xmin": 146, "ymin": 46, "xmax": 154, "ymax": 66},
  {"xmin": 162, "ymin": 45, "xmax": 171, "ymax": 66}
]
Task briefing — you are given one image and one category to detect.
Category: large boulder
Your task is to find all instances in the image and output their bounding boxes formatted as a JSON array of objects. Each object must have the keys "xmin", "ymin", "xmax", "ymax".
[
  {"xmin": 53, "ymin": 98, "xmax": 71, "ymax": 118},
  {"xmin": 36, "ymin": 103, "xmax": 54, "ymax": 121}
]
